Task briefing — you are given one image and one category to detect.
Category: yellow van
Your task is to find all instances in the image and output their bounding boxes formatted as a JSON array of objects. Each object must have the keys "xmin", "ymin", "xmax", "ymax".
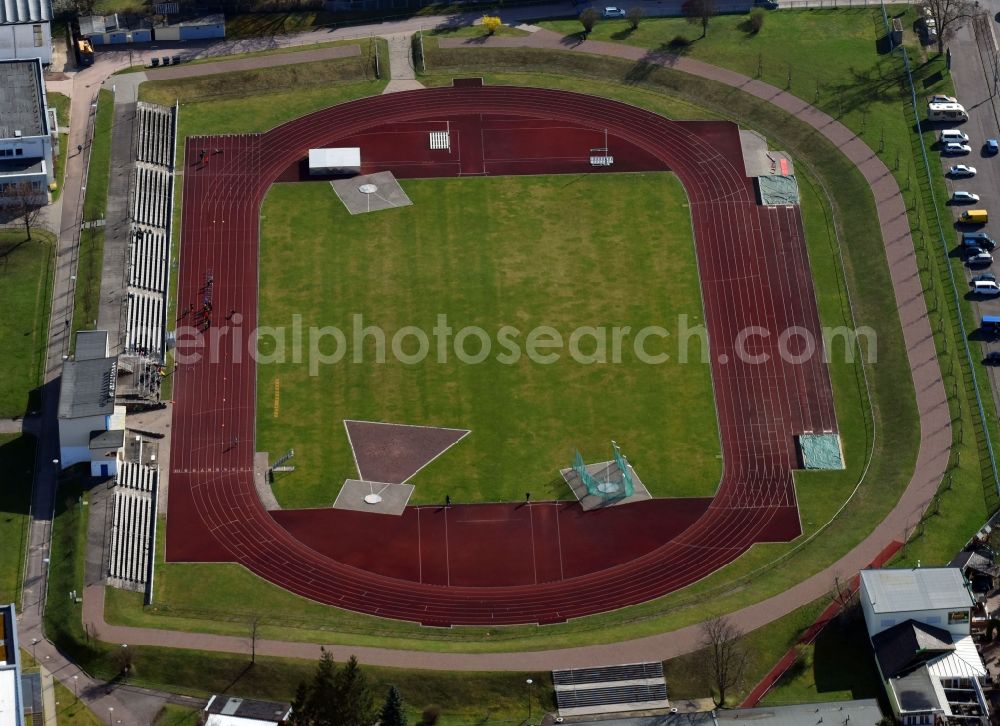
[{"xmin": 960, "ymin": 209, "xmax": 989, "ymax": 224}]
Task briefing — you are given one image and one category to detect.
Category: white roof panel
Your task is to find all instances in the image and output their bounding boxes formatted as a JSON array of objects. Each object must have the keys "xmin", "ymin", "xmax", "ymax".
[
  {"xmin": 861, "ymin": 568, "xmax": 972, "ymax": 614},
  {"xmin": 926, "ymin": 635, "xmax": 987, "ymax": 679},
  {"xmin": 309, "ymin": 148, "xmax": 361, "ymax": 169},
  {"xmin": 0, "ymin": 670, "xmax": 17, "ymax": 726}
]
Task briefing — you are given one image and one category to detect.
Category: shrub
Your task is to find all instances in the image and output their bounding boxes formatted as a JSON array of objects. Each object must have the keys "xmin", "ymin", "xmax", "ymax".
[
  {"xmin": 579, "ymin": 7, "xmax": 599, "ymax": 34},
  {"xmin": 749, "ymin": 7, "xmax": 766, "ymax": 33},
  {"xmin": 420, "ymin": 705, "xmax": 441, "ymax": 726},
  {"xmin": 482, "ymin": 15, "xmax": 502, "ymax": 35}
]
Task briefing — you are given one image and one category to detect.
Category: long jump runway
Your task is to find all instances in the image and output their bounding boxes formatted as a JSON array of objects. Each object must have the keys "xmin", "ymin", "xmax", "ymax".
[{"xmin": 168, "ymin": 84, "xmax": 836, "ymax": 626}]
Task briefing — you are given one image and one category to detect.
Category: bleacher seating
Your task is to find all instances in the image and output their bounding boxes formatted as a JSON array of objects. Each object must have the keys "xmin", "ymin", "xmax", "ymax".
[
  {"xmin": 131, "ymin": 165, "xmax": 171, "ymax": 228},
  {"xmin": 107, "ymin": 461, "xmax": 157, "ymax": 591},
  {"xmin": 123, "ymin": 101, "xmax": 175, "ymax": 367},
  {"xmin": 552, "ymin": 662, "xmax": 669, "ymax": 716},
  {"xmin": 125, "ymin": 290, "xmax": 164, "ymax": 357},
  {"xmin": 128, "ymin": 229, "xmax": 168, "ymax": 292},
  {"xmin": 135, "ymin": 102, "xmax": 175, "ymax": 168}
]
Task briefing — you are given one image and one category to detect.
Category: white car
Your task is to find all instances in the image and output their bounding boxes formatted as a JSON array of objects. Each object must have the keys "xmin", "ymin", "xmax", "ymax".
[
  {"xmin": 950, "ymin": 165, "xmax": 978, "ymax": 177},
  {"xmin": 929, "ymin": 94, "xmax": 957, "ymax": 104},
  {"xmin": 972, "ymin": 280, "xmax": 1000, "ymax": 296},
  {"xmin": 943, "ymin": 142, "xmax": 972, "ymax": 155},
  {"xmin": 602, "ymin": 6, "xmax": 626, "ymax": 17},
  {"xmin": 953, "ymin": 191, "xmax": 981, "ymax": 204},
  {"xmin": 968, "ymin": 249, "xmax": 993, "ymax": 266}
]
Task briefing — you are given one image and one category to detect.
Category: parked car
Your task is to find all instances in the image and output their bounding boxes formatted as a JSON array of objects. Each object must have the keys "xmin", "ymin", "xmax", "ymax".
[
  {"xmin": 965, "ymin": 232, "xmax": 997, "ymax": 250},
  {"xmin": 985, "ymin": 351, "xmax": 1000, "ymax": 365},
  {"xmin": 971, "ymin": 280, "xmax": 1000, "ymax": 296},
  {"xmin": 972, "ymin": 272, "xmax": 997, "ymax": 284},
  {"xmin": 941, "ymin": 129, "xmax": 970, "ymax": 143},
  {"xmin": 602, "ymin": 6, "xmax": 626, "ymax": 17},
  {"xmin": 944, "ymin": 142, "xmax": 972, "ymax": 155},
  {"xmin": 950, "ymin": 164, "xmax": 978, "ymax": 177},
  {"xmin": 929, "ymin": 93, "xmax": 957, "ymax": 103},
  {"xmin": 967, "ymin": 249, "xmax": 993, "ymax": 266},
  {"xmin": 987, "ymin": 139, "xmax": 999, "ymax": 155},
  {"xmin": 952, "ymin": 191, "xmax": 981, "ymax": 204}
]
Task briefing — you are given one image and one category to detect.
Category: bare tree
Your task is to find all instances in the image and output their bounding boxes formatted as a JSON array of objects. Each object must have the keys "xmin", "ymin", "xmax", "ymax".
[
  {"xmin": 919, "ymin": 0, "xmax": 976, "ymax": 53},
  {"xmin": 249, "ymin": 613, "xmax": 262, "ymax": 665},
  {"xmin": 579, "ymin": 7, "xmax": 599, "ymax": 35},
  {"xmin": 2, "ymin": 182, "xmax": 44, "ymax": 240},
  {"xmin": 683, "ymin": 0, "xmax": 717, "ymax": 38},
  {"xmin": 699, "ymin": 616, "xmax": 748, "ymax": 707}
]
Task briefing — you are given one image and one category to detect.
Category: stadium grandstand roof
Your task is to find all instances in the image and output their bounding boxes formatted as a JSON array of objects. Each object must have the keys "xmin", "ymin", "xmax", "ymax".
[
  {"xmin": 58, "ymin": 357, "xmax": 118, "ymax": 419},
  {"xmin": 0, "ymin": 0, "xmax": 50, "ymax": 25}
]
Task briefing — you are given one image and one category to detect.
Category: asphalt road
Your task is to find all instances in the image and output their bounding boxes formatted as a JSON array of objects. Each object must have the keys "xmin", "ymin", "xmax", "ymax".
[{"xmin": 939, "ymin": 11, "xmax": 1000, "ymax": 412}]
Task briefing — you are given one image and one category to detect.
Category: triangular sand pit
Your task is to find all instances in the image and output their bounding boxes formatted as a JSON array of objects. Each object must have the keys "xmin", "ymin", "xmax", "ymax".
[{"xmin": 344, "ymin": 420, "xmax": 470, "ymax": 484}]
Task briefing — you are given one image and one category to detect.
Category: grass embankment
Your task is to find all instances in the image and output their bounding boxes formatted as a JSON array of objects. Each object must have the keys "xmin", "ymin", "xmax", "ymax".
[
  {"xmin": 137, "ymin": 38, "xmax": 385, "ymax": 106},
  {"xmin": 71, "ymin": 89, "xmax": 114, "ymax": 340},
  {"xmin": 48, "ymin": 92, "xmax": 71, "ymax": 202},
  {"xmin": 0, "ymin": 434, "xmax": 37, "ymax": 605},
  {"xmin": 0, "ymin": 229, "xmax": 55, "ymax": 416},
  {"xmin": 20, "ymin": 649, "xmax": 103, "ymax": 725},
  {"xmin": 257, "ymin": 174, "xmax": 720, "ymax": 507}
]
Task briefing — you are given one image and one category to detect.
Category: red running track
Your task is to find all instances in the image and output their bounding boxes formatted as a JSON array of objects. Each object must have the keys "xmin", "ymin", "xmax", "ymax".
[{"xmin": 167, "ymin": 84, "xmax": 836, "ymax": 626}]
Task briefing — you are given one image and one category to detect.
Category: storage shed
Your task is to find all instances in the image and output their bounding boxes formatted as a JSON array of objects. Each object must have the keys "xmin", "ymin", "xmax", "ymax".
[{"xmin": 309, "ymin": 147, "xmax": 361, "ymax": 176}]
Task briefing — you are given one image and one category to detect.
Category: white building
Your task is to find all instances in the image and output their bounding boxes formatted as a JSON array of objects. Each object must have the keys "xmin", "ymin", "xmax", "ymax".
[
  {"xmin": 58, "ymin": 330, "xmax": 125, "ymax": 477},
  {"xmin": 309, "ymin": 148, "xmax": 361, "ymax": 176},
  {"xmin": 0, "ymin": 603, "xmax": 25, "ymax": 726},
  {"xmin": 0, "ymin": 0, "xmax": 51, "ymax": 64},
  {"xmin": 859, "ymin": 567, "xmax": 990, "ymax": 725},
  {"xmin": 203, "ymin": 695, "xmax": 291, "ymax": 725},
  {"xmin": 0, "ymin": 58, "xmax": 53, "ymax": 201}
]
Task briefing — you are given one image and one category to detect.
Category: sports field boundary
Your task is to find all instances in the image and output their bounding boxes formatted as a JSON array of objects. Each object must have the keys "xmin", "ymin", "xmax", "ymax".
[{"xmin": 79, "ymin": 36, "xmax": 949, "ymax": 667}]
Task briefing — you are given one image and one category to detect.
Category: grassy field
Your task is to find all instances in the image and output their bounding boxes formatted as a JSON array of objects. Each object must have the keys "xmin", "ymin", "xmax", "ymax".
[
  {"xmin": 257, "ymin": 174, "xmax": 720, "ymax": 507},
  {"xmin": 0, "ymin": 229, "xmax": 54, "ymax": 417},
  {"xmin": 137, "ymin": 38, "xmax": 383, "ymax": 107},
  {"xmin": 107, "ymin": 84, "xmax": 888, "ymax": 651},
  {"xmin": 48, "ymin": 91, "xmax": 71, "ymax": 202},
  {"xmin": 0, "ymin": 434, "xmax": 36, "ymax": 605},
  {"xmin": 72, "ymin": 88, "xmax": 115, "ymax": 341}
]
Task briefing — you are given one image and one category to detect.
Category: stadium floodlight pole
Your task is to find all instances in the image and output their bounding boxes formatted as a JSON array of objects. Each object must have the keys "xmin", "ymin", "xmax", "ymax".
[{"xmin": 526, "ymin": 678, "xmax": 533, "ymax": 724}]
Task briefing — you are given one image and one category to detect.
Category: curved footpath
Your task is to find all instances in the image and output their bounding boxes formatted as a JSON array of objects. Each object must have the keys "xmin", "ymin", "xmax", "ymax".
[{"xmin": 73, "ymin": 29, "xmax": 950, "ymax": 670}]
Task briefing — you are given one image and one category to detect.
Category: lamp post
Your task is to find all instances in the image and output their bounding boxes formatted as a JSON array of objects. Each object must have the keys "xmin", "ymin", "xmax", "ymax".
[
  {"xmin": 30, "ymin": 638, "xmax": 38, "ymax": 661},
  {"xmin": 525, "ymin": 678, "xmax": 533, "ymax": 725},
  {"xmin": 72, "ymin": 674, "xmax": 78, "ymax": 698},
  {"xmin": 121, "ymin": 643, "xmax": 129, "ymax": 683},
  {"xmin": 108, "ymin": 706, "xmax": 114, "ymax": 726}
]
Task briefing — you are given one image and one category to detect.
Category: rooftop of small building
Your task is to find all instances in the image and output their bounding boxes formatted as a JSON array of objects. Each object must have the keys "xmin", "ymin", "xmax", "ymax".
[
  {"xmin": 0, "ymin": 59, "xmax": 44, "ymax": 139},
  {"xmin": 860, "ymin": 567, "xmax": 973, "ymax": 614}
]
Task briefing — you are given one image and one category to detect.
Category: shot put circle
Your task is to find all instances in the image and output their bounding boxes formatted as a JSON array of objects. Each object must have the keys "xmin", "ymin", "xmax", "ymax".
[
  {"xmin": 359, "ymin": 183, "xmax": 378, "ymax": 194},
  {"xmin": 364, "ymin": 493, "xmax": 383, "ymax": 505}
]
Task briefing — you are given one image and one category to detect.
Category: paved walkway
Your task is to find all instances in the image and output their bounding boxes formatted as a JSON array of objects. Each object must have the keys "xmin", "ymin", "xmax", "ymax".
[
  {"xmin": 75, "ymin": 28, "xmax": 948, "ymax": 671},
  {"xmin": 381, "ymin": 32, "xmax": 425, "ymax": 93}
]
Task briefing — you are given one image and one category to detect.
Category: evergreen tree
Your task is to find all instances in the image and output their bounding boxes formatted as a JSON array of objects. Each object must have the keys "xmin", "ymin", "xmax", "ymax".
[
  {"xmin": 379, "ymin": 686, "xmax": 407, "ymax": 726},
  {"xmin": 335, "ymin": 656, "xmax": 377, "ymax": 726}
]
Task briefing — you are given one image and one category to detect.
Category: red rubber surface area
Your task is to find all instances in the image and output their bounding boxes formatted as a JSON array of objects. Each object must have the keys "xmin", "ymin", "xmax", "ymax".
[{"xmin": 167, "ymin": 85, "xmax": 836, "ymax": 626}]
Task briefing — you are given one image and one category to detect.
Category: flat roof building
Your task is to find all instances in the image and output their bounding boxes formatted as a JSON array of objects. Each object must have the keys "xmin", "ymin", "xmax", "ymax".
[
  {"xmin": 0, "ymin": 58, "xmax": 52, "ymax": 200},
  {"xmin": 0, "ymin": 603, "xmax": 25, "ymax": 726}
]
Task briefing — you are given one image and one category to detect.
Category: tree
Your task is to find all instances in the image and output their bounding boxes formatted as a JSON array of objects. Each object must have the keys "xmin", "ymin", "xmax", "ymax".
[
  {"xmin": 249, "ymin": 613, "xmax": 262, "ymax": 665},
  {"xmin": 380, "ymin": 686, "xmax": 407, "ymax": 726},
  {"xmin": 481, "ymin": 16, "xmax": 502, "ymax": 35},
  {"xmin": 683, "ymin": 0, "xmax": 717, "ymax": 38},
  {"xmin": 748, "ymin": 7, "xmax": 766, "ymax": 33},
  {"xmin": 626, "ymin": 7, "xmax": 645, "ymax": 30},
  {"xmin": 2, "ymin": 182, "xmax": 44, "ymax": 241},
  {"xmin": 334, "ymin": 656, "xmax": 377, "ymax": 726},
  {"xmin": 579, "ymin": 7, "xmax": 599, "ymax": 35},
  {"xmin": 290, "ymin": 648, "xmax": 339, "ymax": 726},
  {"xmin": 919, "ymin": 0, "xmax": 976, "ymax": 54},
  {"xmin": 699, "ymin": 616, "xmax": 748, "ymax": 707}
]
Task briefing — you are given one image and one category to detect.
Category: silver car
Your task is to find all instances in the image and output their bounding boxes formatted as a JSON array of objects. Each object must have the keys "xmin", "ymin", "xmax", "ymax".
[{"xmin": 952, "ymin": 191, "xmax": 981, "ymax": 204}]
